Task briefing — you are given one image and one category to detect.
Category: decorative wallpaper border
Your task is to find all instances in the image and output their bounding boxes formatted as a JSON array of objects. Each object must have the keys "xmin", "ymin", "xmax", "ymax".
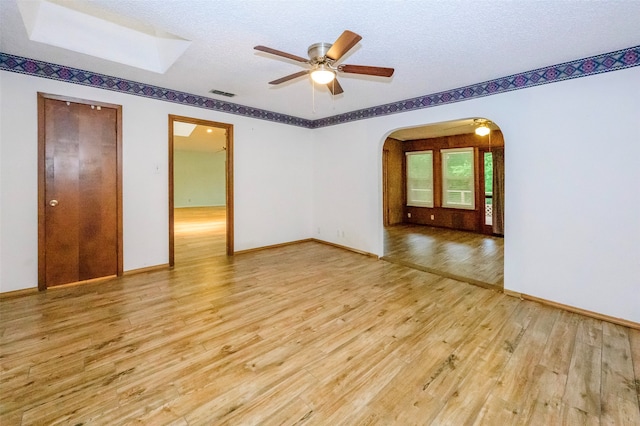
[
  {"xmin": 1, "ymin": 45, "xmax": 638, "ymax": 129},
  {"xmin": 0, "ymin": 53, "xmax": 312, "ymax": 128},
  {"xmin": 311, "ymin": 45, "xmax": 640, "ymax": 128}
]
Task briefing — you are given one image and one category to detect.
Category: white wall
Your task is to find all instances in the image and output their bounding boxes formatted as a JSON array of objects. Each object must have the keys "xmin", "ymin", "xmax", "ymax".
[
  {"xmin": 2, "ymin": 66, "xmax": 638, "ymax": 324},
  {"xmin": 174, "ymin": 149, "xmax": 226, "ymax": 207},
  {"xmin": 233, "ymin": 121, "xmax": 313, "ymax": 249},
  {"xmin": 0, "ymin": 70, "xmax": 4, "ymax": 286},
  {"xmin": 312, "ymin": 66, "xmax": 640, "ymax": 323},
  {"xmin": 0, "ymin": 72, "xmax": 313, "ymax": 292}
]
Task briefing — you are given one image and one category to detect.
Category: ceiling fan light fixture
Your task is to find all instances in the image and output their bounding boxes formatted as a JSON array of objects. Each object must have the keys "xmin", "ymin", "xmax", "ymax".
[
  {"xmin": 255, "ymin": 30, "xmax": 394, "ymax": 96},
  {"xmin": 311, "ymin": 65, "xmax": 335, "ymax": 84},
  {"xmin": 475, "ymin": 125, "xmax": 491, "ymax": 136}
]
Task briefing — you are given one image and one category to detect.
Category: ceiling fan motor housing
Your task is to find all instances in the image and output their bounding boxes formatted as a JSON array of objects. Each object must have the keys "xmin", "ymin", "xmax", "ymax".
[{"xmin": 308, "ymin": 42, "xmax": 333, "ymax": 64}]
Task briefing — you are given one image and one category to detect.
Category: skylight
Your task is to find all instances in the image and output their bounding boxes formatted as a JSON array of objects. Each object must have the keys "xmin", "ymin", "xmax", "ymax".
[
  {"xmin": 173, "ymin": 122, "xmax": 197, "ymax": 137},
  {"xmin": 18, "ymin": 0, "xmax": 191, "ymax": 73}
]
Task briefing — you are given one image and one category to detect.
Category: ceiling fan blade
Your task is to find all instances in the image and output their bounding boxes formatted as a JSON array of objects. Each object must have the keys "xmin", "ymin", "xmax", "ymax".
[
  {"xmin": 325, "ymin": 30, "xmax": 362, "ymax": 61},
  {"xmin": 254, "ymin": 45, "xmax": 309, "ymax": 63},
  {"xmin": 269, "ymin": 70, "xmax": 309, "ymax": 85},
  {"xmin": 339, "ymin": 64, "xmax": 394, "ymax": 77},
  {"xmin": 326, "ymin": 78, "xmax": 344, "ymax": 95}
]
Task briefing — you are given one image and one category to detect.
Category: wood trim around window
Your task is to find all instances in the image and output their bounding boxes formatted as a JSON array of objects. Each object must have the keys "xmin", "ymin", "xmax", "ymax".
[{"xmin": 400, "ymin": 131, "xmax": 505, "ymax": 233}]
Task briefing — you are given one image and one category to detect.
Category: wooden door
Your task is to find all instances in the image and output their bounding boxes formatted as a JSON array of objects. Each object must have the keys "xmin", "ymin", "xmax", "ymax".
[{"xmin": 38, "ymin": 94, "xmax": 123, "ymax": 289}]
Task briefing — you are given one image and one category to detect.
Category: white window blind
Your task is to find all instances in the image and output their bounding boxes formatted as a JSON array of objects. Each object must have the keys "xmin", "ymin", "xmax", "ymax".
[{"xmin": 406, "ymin": 151, "xmax": 433, "ymax": 207}]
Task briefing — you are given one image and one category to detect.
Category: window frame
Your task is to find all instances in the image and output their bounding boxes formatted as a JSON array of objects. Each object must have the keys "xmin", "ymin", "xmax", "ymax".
[
  {"xmin": 441, "ymin": 147, "xmax": 476, "ymax": 210},
  {"xmin": 405, "ymin": 150, "xmax": 434, "ymax": 208}
]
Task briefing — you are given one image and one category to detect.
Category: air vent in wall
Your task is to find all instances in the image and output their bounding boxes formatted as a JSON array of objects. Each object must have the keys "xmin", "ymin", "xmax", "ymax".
[{"xmin": 209, "ymin": 89, "xmax": 236, "ymax": 97}]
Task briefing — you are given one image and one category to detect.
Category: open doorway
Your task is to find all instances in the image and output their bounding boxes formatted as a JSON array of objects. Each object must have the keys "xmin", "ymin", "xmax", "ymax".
[
  {"xmin": 168, "ymin": 115, "xmax": 234, "ymax": 266},
  {"xmin": 382, "ymin": 118, "xmax": 504, "ymax": 289}
]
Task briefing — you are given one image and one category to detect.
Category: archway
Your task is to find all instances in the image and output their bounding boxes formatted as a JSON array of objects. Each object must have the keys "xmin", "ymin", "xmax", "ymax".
[{"xmin": 381, "ymin": 118, "xmax": 504, "ymax": 289}]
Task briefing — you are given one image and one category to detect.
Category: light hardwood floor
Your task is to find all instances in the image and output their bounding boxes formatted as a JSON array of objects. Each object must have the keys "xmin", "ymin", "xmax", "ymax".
[
  {"xmin": 175, "ymin": 206, "xmax": 227, "ymax": 263},
  {"xmin": 384, "ymin": 224, "xmax": 504, "ymax": 290},
  {"xmin": 1, "ymin": 210, "xmax": 639, "ymax": 424}
]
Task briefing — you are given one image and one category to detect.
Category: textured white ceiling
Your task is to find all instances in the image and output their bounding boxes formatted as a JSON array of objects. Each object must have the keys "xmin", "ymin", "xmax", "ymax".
[{"xmin": 2, "ymin": 0, "xmax": 639, "ymax": 120}]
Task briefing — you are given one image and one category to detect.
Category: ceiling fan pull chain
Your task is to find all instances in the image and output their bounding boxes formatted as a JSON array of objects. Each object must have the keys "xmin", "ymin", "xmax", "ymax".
[
  {"xmin": 333, "ymin": 80, "xmax": 337, "ymax": 109},
  {"xmin": 312, "ymin": 79, "xmax": 316, "ymax": 114},
  {"xmin": 312, "ymin": 79, "xmax": 315, "ymax": 114}
]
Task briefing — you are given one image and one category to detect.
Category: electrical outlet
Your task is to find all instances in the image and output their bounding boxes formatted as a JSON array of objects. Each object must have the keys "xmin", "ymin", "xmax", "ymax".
[
  {"xmin": 431, "ymin": 215, "xmax": 435, "ymax": 220},
  {"xmin": 408, "ymin": 213, "xmax": 411, "ymax": 218}
]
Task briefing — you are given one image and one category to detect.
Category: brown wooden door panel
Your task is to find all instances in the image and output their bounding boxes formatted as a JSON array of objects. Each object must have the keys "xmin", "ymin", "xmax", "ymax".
[
  {"xmin": 41, "ymin": 97, "xmax": 120, "ymax": 287},
  {"xmin": 77, "ymin": 105, "xmax": 117, "ymax": 281},
  {"xmin": 45, "ymin": 100, "xmax": 81, "ymax": 285}
]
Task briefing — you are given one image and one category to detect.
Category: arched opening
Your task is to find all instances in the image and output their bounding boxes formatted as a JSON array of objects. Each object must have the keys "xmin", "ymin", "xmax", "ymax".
[{"xmin": 382, "ymin": 118, "xmax": 504, "ymax": 290}]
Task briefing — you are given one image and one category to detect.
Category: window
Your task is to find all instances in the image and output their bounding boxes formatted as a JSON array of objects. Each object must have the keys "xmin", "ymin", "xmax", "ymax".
[
  {"xmin": 442, "ymin": 148, "xmax": 475, "ymax": 209},
  {"xmin": 406, "ymin": 151, "xmax": 433, "ymax": 207}
]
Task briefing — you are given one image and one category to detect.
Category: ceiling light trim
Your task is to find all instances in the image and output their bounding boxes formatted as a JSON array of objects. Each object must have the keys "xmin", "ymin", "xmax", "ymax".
[{"xmin": 1, "ymin": 45, "xmax": 638, "ymax": 129}]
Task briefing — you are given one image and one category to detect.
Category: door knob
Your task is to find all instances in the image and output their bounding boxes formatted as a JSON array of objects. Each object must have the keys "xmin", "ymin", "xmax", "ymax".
[{"xmin": 49, "ymin": 200, "xmax": 58, "ymax": 207}]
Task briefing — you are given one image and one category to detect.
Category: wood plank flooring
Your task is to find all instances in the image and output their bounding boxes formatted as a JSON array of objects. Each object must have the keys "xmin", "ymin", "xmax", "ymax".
[
  {"xmin": 174, "ymin": 206, "xmax": 227, "ymax": 263},
  {"xmin": 1, "ymin": 213, "xmax": 638, "ymax": 424},
  {"xmin": 383, "ymin": 224, "xmax": 504, "ymax": 289}
]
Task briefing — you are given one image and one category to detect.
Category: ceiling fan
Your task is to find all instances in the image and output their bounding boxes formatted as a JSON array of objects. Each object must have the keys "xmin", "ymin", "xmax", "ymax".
[{"xmin": 254, "ymin": 30, "xmax": 394, "ymax": 95}]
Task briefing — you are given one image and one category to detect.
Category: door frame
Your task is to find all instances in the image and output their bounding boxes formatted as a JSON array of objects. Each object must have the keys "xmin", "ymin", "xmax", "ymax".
[
  {"xmin": 382, "ymin": 149, "xmax": 389, "ymax": 226},
  {"xmin": 478, "ymin": 148, "xmax": 492, "ymax": 235},
  {"xmin": 37, "ymin": 92, "xmax": 124, "ymax": 290},
  {"xmin": 168, "ymin": 115, "xmax": 234, "ymax": 266}
]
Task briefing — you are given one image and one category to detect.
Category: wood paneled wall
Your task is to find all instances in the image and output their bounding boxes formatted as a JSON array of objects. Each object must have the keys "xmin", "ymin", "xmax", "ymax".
[
  {"xmin": 403, "ymin": 131, "xmax": 504, "ymax": 152},
  {"xmin": 383, "ymin": 138, "xmax": 404, "ymax": 225},
  {"xmin": 385, "ymin": 131, "xmax": 504, "ymax": 234}
]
